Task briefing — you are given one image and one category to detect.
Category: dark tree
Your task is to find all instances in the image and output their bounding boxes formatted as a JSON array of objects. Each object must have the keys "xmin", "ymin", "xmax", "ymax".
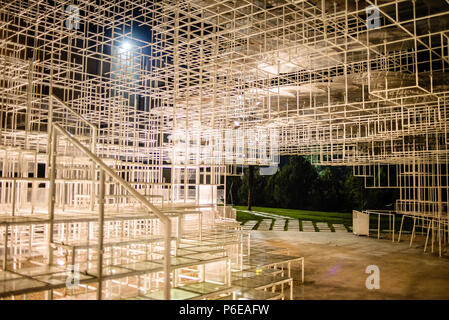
[
  {"xmin": 247, "ymin": 165, "xmax": 254, "ymax": 210},
  {"xmin": 227, "ymin": 156, "xmax": 398, "ymax": 213}
]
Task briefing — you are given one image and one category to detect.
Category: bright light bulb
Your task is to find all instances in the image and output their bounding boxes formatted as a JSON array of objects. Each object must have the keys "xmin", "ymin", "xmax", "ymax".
[
  {"xmin": 121, "ymin": 41, "xmax": 132, "ymax": 51},
  {"xmin": 56, "ymin": 259, "xmax": 65, "ymax": 266}
]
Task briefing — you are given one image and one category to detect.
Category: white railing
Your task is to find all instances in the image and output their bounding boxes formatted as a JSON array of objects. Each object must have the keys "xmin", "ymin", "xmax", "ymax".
[
  {"xmin": 48, "ymin": 122, "xmax": 172, "ymax": 300},
  {"xmin": 51, "ymin": 95, "xmax": 98, "ymax": 211}
]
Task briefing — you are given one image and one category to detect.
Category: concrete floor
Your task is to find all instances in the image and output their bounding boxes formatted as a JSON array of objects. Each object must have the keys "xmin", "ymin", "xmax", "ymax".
[{"xmin": 252, "ymin": 231, "xmax": 449, "ymax": 299}]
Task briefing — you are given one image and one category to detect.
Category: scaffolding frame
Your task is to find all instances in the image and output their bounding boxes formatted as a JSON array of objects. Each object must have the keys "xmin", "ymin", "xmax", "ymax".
[{"xmin": 1, "ymin": 0, "xmax": 449, "ymax": 299}]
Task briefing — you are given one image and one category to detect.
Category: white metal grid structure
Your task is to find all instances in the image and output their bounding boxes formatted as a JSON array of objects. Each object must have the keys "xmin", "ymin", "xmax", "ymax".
[{"xmin": 0, "ymin": 0, "xmax": 448, "ymax": 299}]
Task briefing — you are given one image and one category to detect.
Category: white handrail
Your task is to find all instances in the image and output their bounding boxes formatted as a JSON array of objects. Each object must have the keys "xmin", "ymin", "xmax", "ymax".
[
  {"xmin": 50, "ymin": 95, "xmax": 98, "ymax": 211},
  {"xmin": 51, "ymin": 123, "xmax": 172, "ymax": 300},
  {"xmin": 51, "ymin": 95, "xmax": 97, "ymax": 130}
]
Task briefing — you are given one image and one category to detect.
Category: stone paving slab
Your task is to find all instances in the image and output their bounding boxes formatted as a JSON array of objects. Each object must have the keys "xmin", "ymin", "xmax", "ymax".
[
  {"xmin": 287, "ymin": 220, "xmax": 299, "ymax": 231},
  {"xmin": 272, "ymin": 219, "xmax": 286, "ymax": 231},
  {"xmin": 239, "ymin": 212, "xmax": 354, "ymax": 234},
  {"xmin": 288, "ymin": 220, "xmax": 299, "ymax": 230},
  {"xmin": 332, "ymin": 224, "xmax": 348, "ymax": 233},
  {"xmin": 316, "ymin": 222, "xmax": 331, "ymax": 232},
  {"xmin": 257, "ymin": 219, "xmax": 272, "ymax": 231},
  {"xmin": 301, "ymin": 220, "xmax": 316, "ymax": 232},
  {"xmin": 242, "ymin": 220, "xmax": 257, "ymax": 230}
]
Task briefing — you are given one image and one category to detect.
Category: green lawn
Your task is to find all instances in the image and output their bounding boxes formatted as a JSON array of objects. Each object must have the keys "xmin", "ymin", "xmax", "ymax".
[
  {"xmin": 235, "ymin": 206, "xmax": 412, "ymax": 231},
  {"xmin": 235, "ymin": 210, "xmax": 263, "ymax": 222},
  {"xmin": 235, "ymin": 206, "xmax": 352, "ymax": 224}
]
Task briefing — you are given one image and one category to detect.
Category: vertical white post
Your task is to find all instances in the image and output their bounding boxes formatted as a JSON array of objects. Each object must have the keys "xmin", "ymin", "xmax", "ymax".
[{"xmin": 97, "ymin": 169, "xmax": 105, "ymax": 300}]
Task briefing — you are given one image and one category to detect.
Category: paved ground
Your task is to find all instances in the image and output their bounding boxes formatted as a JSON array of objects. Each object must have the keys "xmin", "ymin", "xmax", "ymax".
[
  {"xmin": 252, "ymin": 231, "xmax": 449, "ymax": 299},
  {"xmin": 241, "ymin": 210, "xmax": 350, "ymax": 233},
  {"xmin": 272, "ymin": 219, "xmax": 286, "ymax": 231},
  {"xmin": 301, "ymin": 220, "xmax": 316, "ymax": 232},
  {"xmin": 242, "ymin": 220, "xmax": 257, "ymax": 230},
  {"xmin": 257, "ymin": 219, "xmax": 272, "ymax": 231},
  {"xmin": 287, "ymin": 219, "xmax": 299, "ymax": 232},
  {"xmin": 316, "ymin": 222, "xmax": 331, "ymax": 232}
]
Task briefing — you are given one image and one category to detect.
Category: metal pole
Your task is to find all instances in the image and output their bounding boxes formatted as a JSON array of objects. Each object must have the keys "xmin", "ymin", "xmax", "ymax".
[
  {"xmin": 48, "ymin": 126, "xmax": 57, "ymax": 266},
  {"xmin": 163, "ymin": 220, "xmax": 171, "ymax": 300},
  {"xmin": 3, "ymin": 225, "xmax": 8, "ymax": 270},
  {"xmin": 90, "ymin": 128, "xmax": 97, "ymax": 212},
  {"xmin": 11, "ymin": 180, "xmax": 16, "ymax": 216},
  {"xmin": 398, "ymin": 215, "xmax": 404, "ymax": 242},
  {"xmin": 377, "ymin": 214, "xmax": 380, "ymax": 240},
  {"xmin": 97, "ymin": 169, "xmax": 105, "ymax": 300}
]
